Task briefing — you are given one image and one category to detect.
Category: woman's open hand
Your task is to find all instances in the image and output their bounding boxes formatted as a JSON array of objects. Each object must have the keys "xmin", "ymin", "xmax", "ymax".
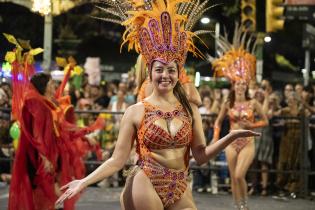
[
  {"xmin": 55, "ymin": 179, "xmax": 86, "ymax": 207},
  {"xmin": 229, "ymin": 129, "xmax": 260, "ymax": 140}
]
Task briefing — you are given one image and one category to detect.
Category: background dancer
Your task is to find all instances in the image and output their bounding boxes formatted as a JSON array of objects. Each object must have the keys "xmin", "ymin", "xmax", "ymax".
[{"xmin": 209, "ymin": 25, "xmax": 268, "ymax": 209}]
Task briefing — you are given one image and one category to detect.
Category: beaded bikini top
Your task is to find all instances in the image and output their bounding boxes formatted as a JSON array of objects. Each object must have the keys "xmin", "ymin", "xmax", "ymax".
[
  {"xmin": 228, "ymin": 101, "xmax": 254, "ymax": 124},
  {"xmin": 136, "ymin": 100, "xmax": 192, "ymax": 158}
]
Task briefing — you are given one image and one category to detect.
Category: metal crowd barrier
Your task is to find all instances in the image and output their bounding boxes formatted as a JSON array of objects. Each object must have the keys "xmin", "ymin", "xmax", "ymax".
[{"xmin": 0, "ymin": 108, "xmax": 314, "ymax": 197}]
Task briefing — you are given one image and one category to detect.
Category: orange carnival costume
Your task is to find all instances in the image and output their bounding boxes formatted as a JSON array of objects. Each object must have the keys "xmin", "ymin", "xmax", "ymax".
[
  {"xmin": 136, "ymin": 100, "xmax": 192, "ymax": 206},
  {"xmin": 208, "ymin": 25, "xmax": 265, "ymax": 152},
  {"xmin": 98, "ymin": 0, "xmax": 211, "ymax": 207}
]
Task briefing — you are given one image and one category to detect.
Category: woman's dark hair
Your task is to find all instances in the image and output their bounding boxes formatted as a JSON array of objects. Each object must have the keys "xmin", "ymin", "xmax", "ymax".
[
  {"xmin": 30, "ymin": 73, "xmax": 52, "ymax": 95},
  {"xmin": 149, "ymin": 61, "xmax": 193, "ymax": 118},
  {"xmin": 173, "ymin": 82, "xmax": 193, "ymax": 117},
  {"xmin": 228, "ymin": 88, "xmax": 251, "ymax": 108}
]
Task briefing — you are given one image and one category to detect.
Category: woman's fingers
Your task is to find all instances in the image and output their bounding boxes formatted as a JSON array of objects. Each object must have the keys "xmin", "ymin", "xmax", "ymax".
[
  {"xmin": 68, "ymin": 190, "xmax": 77, "ymax": 199},
  {"xmin": 242, "ymin": 130, "xmax": 260, "ymax": 137},
  {"xmin": 231, "ymin": 130, "xmax": 261, "ymax": 138},
  {"xmin": 60, "ymin": 182, "xmax": 71, "ymax": 191},
  {"xmin": 55, "ymin": 189, "xmax": 74, "ymax": 205},
  {"xmin": 55, "ymin": 193, "xmax": 67, "ymax": 206},
  {"xmin": 248, "ymin": 131, "xmax": 261, "ymax": 136}
]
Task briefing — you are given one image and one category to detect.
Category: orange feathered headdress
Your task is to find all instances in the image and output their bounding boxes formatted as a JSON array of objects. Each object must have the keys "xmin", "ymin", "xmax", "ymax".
[
  {"xmin": 208, "ymin": 24, "xmax": 257, "ymax": 84},
  {"xmin": 96, "ymin": 0, "xmax": 214, "ymax": 72}
]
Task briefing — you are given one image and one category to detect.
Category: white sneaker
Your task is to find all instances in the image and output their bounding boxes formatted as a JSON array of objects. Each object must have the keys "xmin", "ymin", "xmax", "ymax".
[{"xmin": 197, "ymin": 188, "xmax": 204, "ymax": 193}]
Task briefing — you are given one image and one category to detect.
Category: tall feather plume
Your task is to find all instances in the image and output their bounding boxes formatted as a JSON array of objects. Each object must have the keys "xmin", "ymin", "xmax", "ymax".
[
  {"xmin": 186, "ymin": 0, "xmax": 208, "ymax": 30},
  {"xmin": 180, "ymin": 0, "xmax": 196, "ymax": 15},
  {"xmin": 178, "ymin": 1, "xmax": 190, "ymax": 14},
  {"xmin": 95, "ymin": 0, "xmax": 133, "ymax": 24},
  {"xmin": 246, "ymin": 33, "xmax": 254, "ymax": 52},
  {"xmin": 208, "ymin": 23, "xmax": 257, "ymax": 83},
  {"xmin": 96, "ymin": 0, "xmax": 215, "ymax": 33},
  {"xmin": 194, "ymin": 30, "xmax": 212, "ymax": 36}
]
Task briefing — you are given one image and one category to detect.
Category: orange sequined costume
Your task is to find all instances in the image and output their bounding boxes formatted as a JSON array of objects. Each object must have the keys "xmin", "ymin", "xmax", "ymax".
[
  {"xmin": 228, "ymin": 101, "xmax": 254, "ymax": 153},
  {"xmin": 135, "ymin": 101, "xmax": 192, "ymax": 207},
  {"xmin": 97, "ymin": 0, "xmax": 210, "ymax": 206}
]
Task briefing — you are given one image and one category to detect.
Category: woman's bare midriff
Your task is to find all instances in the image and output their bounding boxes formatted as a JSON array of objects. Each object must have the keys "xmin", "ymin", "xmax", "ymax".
[{"xmin": 150, "ymin": 147, "xmax": 187, "ymax": 170}]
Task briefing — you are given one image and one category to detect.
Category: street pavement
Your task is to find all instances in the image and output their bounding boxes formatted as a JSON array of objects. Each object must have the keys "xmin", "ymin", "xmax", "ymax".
[{"xmin": 1, "ymin": 183, "xmax": 314, "ymax": 210}]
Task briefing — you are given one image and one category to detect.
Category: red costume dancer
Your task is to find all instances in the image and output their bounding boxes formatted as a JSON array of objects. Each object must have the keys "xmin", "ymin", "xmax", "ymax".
[
  {"xmin": 55, "ymin": 58, "xmax": 103, "ymax": 158},
  {"xmin": 5, "ymin": 35, "xmax": 104, "ymax": 210},
  {"xmin": 209, "ymin": 25, "xmax": 268, "ymax": 209}
]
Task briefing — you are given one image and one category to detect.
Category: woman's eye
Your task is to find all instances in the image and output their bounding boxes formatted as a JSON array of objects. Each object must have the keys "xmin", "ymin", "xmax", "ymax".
[{"xmin": 155, "ymin": 68, "xmax": 162, "ymax": 72}]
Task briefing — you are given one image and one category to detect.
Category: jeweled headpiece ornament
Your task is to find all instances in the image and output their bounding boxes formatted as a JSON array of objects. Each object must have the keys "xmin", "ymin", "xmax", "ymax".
[
  {"xmin": 207, "ymin": 24, "xmax": 257, "ymax": 83},
  {"xmin": 97, "ymin": 0, "xmax": 213, "ymax": 72}
]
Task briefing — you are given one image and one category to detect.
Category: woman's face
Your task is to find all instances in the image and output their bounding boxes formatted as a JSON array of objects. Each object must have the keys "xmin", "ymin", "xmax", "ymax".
[
  {"xmin": 45, "ymin": 79, "xmax": 57, "ymax": 98},
  {"xmin": 202, "ymin": 96, "xmax": 212, "ymax": 107},
  {"xmin": 150, "ymin": 60, "xmax": 179, "ymax": 93},
  {"xmin": 234, "ymin": 81, "xmax": 247, "ymax": 95},
  {"xmin": 254, "ymin": 88, "xmax": 264, "ymax": 103},
  {"xmin": 287, "ymin": 94, "xmax": 297, "ymax": 107},
  {"xmin": 117, "ymin": 90, "xmax": 125, "ymax": 101},
  {"xmin": 284, "ymin": 84, "xmax": 293, "ymax": 98}
]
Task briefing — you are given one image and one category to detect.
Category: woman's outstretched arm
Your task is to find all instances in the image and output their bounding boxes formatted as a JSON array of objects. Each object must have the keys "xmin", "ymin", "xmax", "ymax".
[{"xmin": 55, "ymin": 105, "xmax": 139, "ymax": 205}]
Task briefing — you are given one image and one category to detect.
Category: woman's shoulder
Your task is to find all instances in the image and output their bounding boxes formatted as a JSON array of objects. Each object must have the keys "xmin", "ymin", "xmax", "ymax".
[
  {"xmin": 125, "ymin": 102, "xmax": 145, "ymax": 113},
  {"xmin": 119, "ymin": 102, "xmax": 145, "ymax": 127},
  {"xmin": 124, "ymin": 102, "xmax": 145, "ymax": 119}
]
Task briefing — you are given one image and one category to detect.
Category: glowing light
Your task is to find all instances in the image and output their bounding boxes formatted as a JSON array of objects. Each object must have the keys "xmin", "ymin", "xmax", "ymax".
[
  {"xmin": 195, "ymin": 72, "xmax": 200, "ymax": 87},
  {"xmin": 17, "ymin": 73, "xmax": 23, "ymax": 81},
  {"xmin": 32, "ymin": 0, "xmax": 51, "ymax": 15},
  {"xmin": 2, "ymin": 62, "xmax": 11, "ymax": 72},
  {"xmin": 264, "ymin": 36, "xmax": 272, "ymax": 43},
  {"xmin": 1, "ymin": 62, "xmax": 12, "ymax": 78},
  {"xmin": 200, "ymin": 17, "xmax": 210, "ymax": 24}
]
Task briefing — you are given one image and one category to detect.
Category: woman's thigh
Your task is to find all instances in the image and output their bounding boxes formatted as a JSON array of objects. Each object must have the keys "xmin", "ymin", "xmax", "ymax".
[
  {"xmin": 225, "ymin": 146, "xmax": 238, "ymax": 178},
  {"xmin": 235, "ymin": 143, "xmax": 255, "ymax": 178},
  {"xmin": 120, "ymin": 169, "xmax": 163, "ymax": 210},
  {"xmin": 167, "ymin": 185, "xmax": 197, "ymax": 210}
]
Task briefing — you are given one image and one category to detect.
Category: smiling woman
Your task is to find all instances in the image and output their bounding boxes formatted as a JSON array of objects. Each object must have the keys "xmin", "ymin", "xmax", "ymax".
[
  {"xmin": 151, "ymin": 61, "xmax": 178, "ymax": 92},
  {"xmin": 135, "ymin": 53, "xmax": 202, "ymax": 107},
  {"xmin": 55, "ymin": 1, "xmax": 260, "ymax": 210}
]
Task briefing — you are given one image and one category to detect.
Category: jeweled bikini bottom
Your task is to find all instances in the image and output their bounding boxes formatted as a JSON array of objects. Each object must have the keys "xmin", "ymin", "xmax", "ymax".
[{"xmin": 138, "ymin": 157, "xmax": 188, "ymax": 208}]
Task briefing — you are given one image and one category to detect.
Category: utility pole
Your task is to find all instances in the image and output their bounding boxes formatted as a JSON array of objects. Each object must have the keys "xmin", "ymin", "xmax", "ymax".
[{"xmin": 42, "ymin": 13, "xmax": 53, "ymax": 72}]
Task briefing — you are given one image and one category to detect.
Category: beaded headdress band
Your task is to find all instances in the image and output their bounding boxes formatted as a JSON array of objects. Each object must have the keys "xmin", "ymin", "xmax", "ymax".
[
  {"xmin": 207, "ymin": 24, "xmax": 257, "ymax": 84},
  {"xmin": 97, "ymin": 0, "xmax": 213, "ymax": 73}
]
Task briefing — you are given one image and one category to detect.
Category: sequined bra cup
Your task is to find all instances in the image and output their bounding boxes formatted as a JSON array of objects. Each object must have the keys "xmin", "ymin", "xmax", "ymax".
[
  {"xmin": 138, "ymin": 101, "xmax": 192, "ymax": 151},
  {"xmin": 228, "ymin": 101, "xmax": 254, "ymax": 124}
]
